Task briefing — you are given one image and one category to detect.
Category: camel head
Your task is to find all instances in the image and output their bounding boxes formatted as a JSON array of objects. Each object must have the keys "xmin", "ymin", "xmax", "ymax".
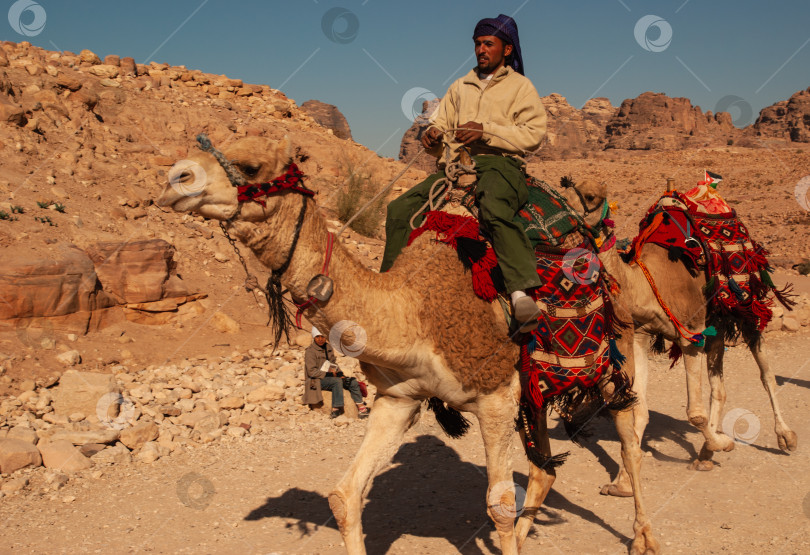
[
  {"xmin": 560, "ymin": 176, "xmax": 607, "ymax": 229},
  {"xmin": 156, "ymin": 136, "xmax": 294, "ymax": 220}
]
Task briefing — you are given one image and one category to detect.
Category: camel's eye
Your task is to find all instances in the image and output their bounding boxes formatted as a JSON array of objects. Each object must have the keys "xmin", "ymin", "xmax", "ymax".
[
  {"xmin": 237, "ymin": 163, "xmax": 260, "ymax": 179},
  {"xmin": 585, "ymin": 194, "xmax": 595, "ymax": 202}
]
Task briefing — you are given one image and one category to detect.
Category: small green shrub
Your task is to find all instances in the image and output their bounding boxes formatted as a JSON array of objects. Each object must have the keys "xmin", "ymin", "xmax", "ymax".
[
  {"xmin": 336, "ymin": 160, "xmax": 385, "ymax": 239},
  {"xmin": 35, "ymin": 216, "xmax": 56, "ymax": 226},
  {"xmin": 0, "ymin": 210, "xmax": 14, "ymax": 221},
  {"xmin": 11, "ymin": 205, "xmax": 24, "ymax": 214},
  {"xmin": 53, "ymin": 203, "xmax": 66, "ymax": 213},
  {"xmin": 36, "ymin": 200, "xmax": 51, "ymax": 208}
]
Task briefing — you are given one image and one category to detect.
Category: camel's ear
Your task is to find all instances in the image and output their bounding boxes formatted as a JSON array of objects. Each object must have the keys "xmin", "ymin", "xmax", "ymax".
[{"xmin": 276, "ymin": 135, "xmax": 294, "ymax": 164}]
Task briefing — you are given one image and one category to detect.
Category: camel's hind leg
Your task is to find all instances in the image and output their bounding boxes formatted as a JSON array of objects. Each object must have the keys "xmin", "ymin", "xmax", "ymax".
[
  {"xmin": 475, "ymin": 385, "xmax": 521, "ymax": 555},
  {"xmin": 614, "ymin": 407, "xmax": 660, "ymax": 554},
  {"xmin": 514, "ymin": 411, "xmax": 555, "ymax": 549},
  {"xmin": 328, "ymin": 393, "xmax": 421, "ymax": 555},
  {"xmin": 602, "ymin": 332, "xmax": 650, "ymax": 497},
  {"xmin": 751, "ymin": 339, "xmax": 798, "ymax": 451}
]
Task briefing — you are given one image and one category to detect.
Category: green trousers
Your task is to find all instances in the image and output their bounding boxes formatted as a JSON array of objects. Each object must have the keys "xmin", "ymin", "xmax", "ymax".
[{"xmin": 380, "ymin": 155, "xmax": 541, "ymax": 293}]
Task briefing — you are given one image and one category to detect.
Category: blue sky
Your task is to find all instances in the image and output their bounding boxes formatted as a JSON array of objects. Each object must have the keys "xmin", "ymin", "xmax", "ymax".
[{"xmin": 6, "ymin": 0, "xmax": 810, "ymax": 157}]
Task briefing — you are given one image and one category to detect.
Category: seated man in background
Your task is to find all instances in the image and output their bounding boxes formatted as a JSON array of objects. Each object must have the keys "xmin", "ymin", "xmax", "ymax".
[{"xmin": 303, "ymin": 327, "xmax": 369, "ymax": 419}]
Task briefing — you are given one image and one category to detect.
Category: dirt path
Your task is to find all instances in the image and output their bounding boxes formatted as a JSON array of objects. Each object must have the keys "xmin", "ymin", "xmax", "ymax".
[{"xmin": 1, "ymin": 332, "xmax": 809, "ymax": 555}]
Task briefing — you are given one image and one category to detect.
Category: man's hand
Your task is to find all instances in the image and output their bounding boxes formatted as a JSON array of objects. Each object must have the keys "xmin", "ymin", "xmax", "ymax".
[
  {"xmin": 421, "ymin": 126, "xmax": 442, "ymax": 149},
  {"xmin": 455, "ymin": 121, "xmax": 484, "ymax": 145}
]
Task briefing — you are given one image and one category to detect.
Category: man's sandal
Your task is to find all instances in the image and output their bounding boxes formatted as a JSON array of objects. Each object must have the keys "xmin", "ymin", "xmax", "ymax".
[{"xmin": 330, "ymin": 407, "xmax": 344, "ymax": 419}]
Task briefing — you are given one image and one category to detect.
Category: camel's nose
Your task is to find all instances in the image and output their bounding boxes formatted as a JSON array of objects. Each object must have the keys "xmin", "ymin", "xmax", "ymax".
[{"xmin": 163, "ymin": 159, "xmax": 208, "ymax": 200}]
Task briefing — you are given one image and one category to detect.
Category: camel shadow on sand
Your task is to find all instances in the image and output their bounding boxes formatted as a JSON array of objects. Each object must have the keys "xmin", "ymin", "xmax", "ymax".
[{"xmin": 244, "ymin": 434, "xmax": 629, "ymax": 553}]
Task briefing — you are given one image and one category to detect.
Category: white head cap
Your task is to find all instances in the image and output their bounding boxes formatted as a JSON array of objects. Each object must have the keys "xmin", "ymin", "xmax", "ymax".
[{"xmin": 312, "ymin": 326, "xmax": 325, "ymax": 339}]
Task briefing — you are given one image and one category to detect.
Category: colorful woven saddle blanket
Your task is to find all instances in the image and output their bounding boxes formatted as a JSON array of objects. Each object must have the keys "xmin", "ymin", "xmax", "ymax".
[
  {"xmin": 407, "ymin": 178, "xmax": 627, "ymax": 411},
  {"xmin": 629, "ymin": 191, "xmax": 794, "ymax": 338}
]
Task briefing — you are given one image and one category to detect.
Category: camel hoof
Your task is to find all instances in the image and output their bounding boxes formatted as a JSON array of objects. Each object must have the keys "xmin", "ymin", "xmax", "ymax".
[
  {"xmin": 630, "ymin": 522, "xmax": 660, "ymax": 555},
  {"xmin": 689, "ymin": 459, "xmax": 715, "ymax": 471},
  {"xmin": 777, "ymin": 431, "xmax": 798, "ymax": 452},
  {"xmin": 600, "ymin": 483, "xmax": 634, "ymax": 497}
]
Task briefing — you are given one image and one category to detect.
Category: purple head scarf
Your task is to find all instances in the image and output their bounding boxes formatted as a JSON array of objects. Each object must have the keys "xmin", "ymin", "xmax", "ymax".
[{"xmin": 473, "ymin": 14, "xmax": 524, "ymax": 75}]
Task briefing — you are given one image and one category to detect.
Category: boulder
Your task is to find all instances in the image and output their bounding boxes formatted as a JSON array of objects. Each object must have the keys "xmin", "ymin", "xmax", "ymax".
[
  {"xmin": 0, "ymin": 438, "xmax": 42, "ymax": 473},
  {"xmin": 119, "ymin": 422, "xmax": 159, "ymax": 450},
  {"xmin": 85, "ymin": 239, "xmax": 178, "ymax": 303},
  {"xmin": 246, "ymin": 384, "xmax": 285, "ymax": 403},
  {"xmin": 300, "ymin": 100, "xmax": 352, "ymax": 140},
  {"xmin": 52, "ymin": 370, "xmax": 119, "ymax": 418},
  {"xmin": 1, "ymin": 476, "xmax": 29, "ymax": 493},
  {"xmin": 91, "ymin": 445, "xmax": 132, "ymax": 465},
  {"xmin": 88, "ymin": 64, "xmax": 119, "ymax": 79},
  {"xmin": 56, "ymin": 72, "xmax": 83, "ymax": 91},
  {"xmin": 79, "ymin": 49, "xmax": 101, "ymax": 64},
  {"xmin": 39, "ymin": 428, "xmax": 120, "ymax": 445},
  {"xmin": 210, "ymin": 312, "xmax": 240, "ymax": 334},
  {"xmin": 120, "ymin": 57, "xmax": 137, "ymax": 77},
  {"xmin": 0, "ymin": 246, "xmax": 117, "ymax": 333},
  {"xmin": 56, "ymin": 350, "xmax": 82, "ymax": 366},
  {"xmin": 37, "ymin": 440, "xmax": 92, "ymax": 472},
  {"xmin": 6, "ymin": 426, "xmax": 38, "ymax": 445},
  {"xmin": 136, "ymin": 441, "xmax": 162, "ymax": 463},
  {"xmin": 0, "ymin": 96, "xmax": 25, "ymax": 126}
]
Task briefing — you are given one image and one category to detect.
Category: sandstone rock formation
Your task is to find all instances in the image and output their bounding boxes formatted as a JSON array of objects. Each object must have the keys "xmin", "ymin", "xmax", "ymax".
[
  {"xmin": 399, "ymin": 98, "xmax": 441, "ymax": 175},
  {"xmin": 300, "ymin": 100, "xmax": 352, "ymax": 140},
  {"xmin": 753, "ymin": 87, "xmax": 810, "ymax": 142},
  {"xmin": 605, "ymin": 92, "xmax": 741, "ymax": 150},
  {"xmin": 535, "ymin": 95, "xmax": 614, "ymax": 159}
]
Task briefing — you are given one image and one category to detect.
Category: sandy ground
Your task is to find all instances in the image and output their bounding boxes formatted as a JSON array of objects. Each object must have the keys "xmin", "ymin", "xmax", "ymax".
[{"xmin": 1, "ymin": 329, "xmax": 808, "ymax": 555}]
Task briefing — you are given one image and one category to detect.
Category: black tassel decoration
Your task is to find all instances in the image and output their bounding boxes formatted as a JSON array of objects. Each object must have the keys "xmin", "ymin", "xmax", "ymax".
[{"xmin": 427, "ymin": 397, "xmax": 471, "ymax": 439}]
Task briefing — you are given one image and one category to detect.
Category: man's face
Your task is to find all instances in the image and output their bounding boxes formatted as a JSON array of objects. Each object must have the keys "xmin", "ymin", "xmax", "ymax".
[
  {"xmin": 474, "ymin": 35, "xmax": 512, "ymax": 74},
  {"xmin": 314, "ymin": 335, "xmax": 327, "ymax": 346}
]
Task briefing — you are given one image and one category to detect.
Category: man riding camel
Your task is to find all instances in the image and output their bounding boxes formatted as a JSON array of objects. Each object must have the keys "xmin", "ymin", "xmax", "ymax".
[{"xmin": 380, "ymin": 14, "xmax": 547, "ymax": 330}]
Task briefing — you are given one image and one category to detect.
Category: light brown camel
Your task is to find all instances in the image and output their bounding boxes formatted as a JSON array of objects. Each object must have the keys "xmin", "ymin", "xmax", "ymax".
[
  {"xmin": 156, "ymin": 136, "xmax": 660, "ymax": 554},
  {"xmin": 562, "ymin": 178, "xmax": 797, "ymax": 496}
]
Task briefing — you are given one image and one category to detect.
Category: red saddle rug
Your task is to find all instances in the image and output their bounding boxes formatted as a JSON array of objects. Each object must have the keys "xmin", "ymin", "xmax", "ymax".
[
  {"xmin": 407, "ymin": 205, "xmax": 629, "ymax": 421},
  {"xmin": 630, "ymin": 191, "xmax": 795, "ymax": 344}
]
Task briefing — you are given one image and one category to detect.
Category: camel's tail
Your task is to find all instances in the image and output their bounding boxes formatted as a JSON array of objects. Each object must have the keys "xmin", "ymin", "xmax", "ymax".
[{"xmin": 427, "ymin": 397, "xmax": 471, "ymax": 439}]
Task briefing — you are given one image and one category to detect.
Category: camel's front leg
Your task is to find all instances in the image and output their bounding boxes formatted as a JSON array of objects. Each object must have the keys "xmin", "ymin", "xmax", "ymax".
[
  {"xmin": 751, "ymin": 340, "xmax": 798, "ymax": 451},
  {"xmin": 475, "ymin": 387, "xmax": 521, "ymax": 555},
  {"xmin": 602, "ymin": 332, "xmax": 651, "ymax": 497},
  {"xmin": 515, "ymin": 411, "xmax": 555, "ymax": 550},
  {"xmin": 328, "ymin": 393, "xmax": 421, "ymax": 555},
  {"xmin": 613, "ymin": 407, "xmax": 660, "ymax": 555}
]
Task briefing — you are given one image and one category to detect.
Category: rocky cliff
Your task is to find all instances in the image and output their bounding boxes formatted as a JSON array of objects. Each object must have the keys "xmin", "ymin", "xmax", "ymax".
[
  {"xmin": 300, "ymin": 99, "xmax": 352, "ymax": 140},
  {"xmin": 754, "ymin": 87, "xmax": 810, "ymax": 142}
]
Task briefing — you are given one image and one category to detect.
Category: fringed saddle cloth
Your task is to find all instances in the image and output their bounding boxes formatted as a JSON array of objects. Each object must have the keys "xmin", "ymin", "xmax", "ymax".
[
  {"xmin": 630, "ymin": 191, "xmax": 795, "ymax": 344},
  {"xmin": 407, "ymin": 177, "xmax": 631, "ymax": 420}
]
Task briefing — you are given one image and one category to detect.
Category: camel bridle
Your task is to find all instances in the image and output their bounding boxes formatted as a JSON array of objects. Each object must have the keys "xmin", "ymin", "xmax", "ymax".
[{"xmin": 194, "ymin": 134, "xmax": 332, "ymax": 349}]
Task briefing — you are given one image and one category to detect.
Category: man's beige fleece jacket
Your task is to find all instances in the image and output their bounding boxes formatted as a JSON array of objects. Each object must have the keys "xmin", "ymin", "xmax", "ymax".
[{"xmin": 426, "ymin": 65, "xmax": 547, "ymax": 166}]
